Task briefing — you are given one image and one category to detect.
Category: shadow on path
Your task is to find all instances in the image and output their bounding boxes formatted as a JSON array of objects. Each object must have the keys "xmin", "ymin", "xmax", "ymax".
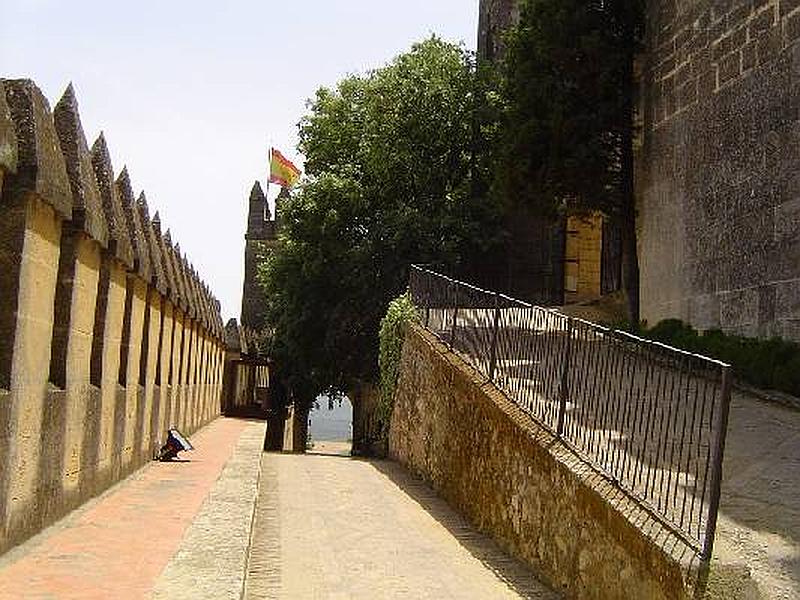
[{"xmin": 367, "ymin": 459, "xmax": 560, "ymax": 599}]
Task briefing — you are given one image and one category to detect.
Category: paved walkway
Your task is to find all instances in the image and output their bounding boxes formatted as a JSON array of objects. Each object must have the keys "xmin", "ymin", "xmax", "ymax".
[
  {"xmin": 714, "ymin": 391, "xmax": 800, "ymax": 599},
  {"xmin": 0, "ymin": 417, "xmax": 266, "ymax": 600},
  {"xmin": 244, "ymin": 441, "xmax": 557, "ymax": 600}
]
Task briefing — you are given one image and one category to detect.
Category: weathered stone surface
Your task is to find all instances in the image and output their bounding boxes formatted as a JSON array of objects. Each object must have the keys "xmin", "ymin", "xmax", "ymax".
[
  {"xmin": 639, "ymin": 0, "xmax": 800, "ymax": 342},
  {"xmin": 90, "ymin": 134, "xmax": 134, "ymax": 268},
  {"xmin": 137, "ymin": 194, "xmax": 167, "ymax": 295},
  {"xmin": 153, "ymin": 214, "xmax": 179, "ymax": 305},
  {"xmin": 178, "ymin": 250, "xmax": 195, "ymax": 318},
  {"xmin": 53, "ymin": 84, "xmax": 109, "ymax": 247},
  {"xmin": 390, "ymin": 324, "xmax": 698, "ymax": 600},
  {"xmin": 246, "ymin": 181, "xmax": 268, "ymax": 239},
  {"xmin": 0, "ymin": 80, "xmax": 18, "ymax": 181},
  {"xmin": 225, "ymin": 318, "xmax": 243, "ymax": 353},
  {"xmin": 2, "ymin": 79, "xmax": 71, "ymax": 220},
  {"xmin": 115, "ymin": 167, "xmax": 151, "ymax": 282},
  {"xmin": 194, "ymin": 271, "xmax": 209, "ymax": 331},
  {"xmin": 164, "ymin": 231, "xmax": 188, "ymax": 312},
  {"xmin": 183, "ymin": 258, "xmax": 198, "ymax": 321}
]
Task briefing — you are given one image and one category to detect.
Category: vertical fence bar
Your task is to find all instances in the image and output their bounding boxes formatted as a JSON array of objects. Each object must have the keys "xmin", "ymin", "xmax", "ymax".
[
  {"xmin": 450, "ymin": 280, "xmax": 459, "ymax": 349},
  {"xmin": 556, "ymin": 317, "xmax": 573, "ymax": 437},
  {"xmin": 701, "ymin": 365, "xmax": 732, "ymax": 560},
  {"xmin": 407, "ymin": 265, "xmax": 734, "ymax": 559},
  {"xmin": 488, "ymin": 292, "xmax": 501, "ymax": 382}
]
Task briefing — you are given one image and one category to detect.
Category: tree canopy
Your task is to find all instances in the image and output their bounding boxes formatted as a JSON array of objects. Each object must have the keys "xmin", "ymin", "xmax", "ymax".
[
  {"xmin": 495, "ymin": 0, "xmax": 645, "ymax": 321},
  {"xmin": 260, "ymin": 37, "xmax": 502, "ymax": 402},
  {"xmin": 496, "ymin": 0, "xmax": 644, "ymax": 217}
]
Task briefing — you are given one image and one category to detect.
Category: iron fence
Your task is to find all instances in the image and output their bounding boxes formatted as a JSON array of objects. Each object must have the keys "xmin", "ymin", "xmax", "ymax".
[{"xmin": 408, "ymin": 265, "xmax": 732, "ymax": 560}]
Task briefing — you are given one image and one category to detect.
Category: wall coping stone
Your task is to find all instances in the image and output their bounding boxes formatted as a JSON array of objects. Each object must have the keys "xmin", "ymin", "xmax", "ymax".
[
  {"xmin": 115, "ymin": 167, "xmax": 152, "ymax": 282},
  {"xmin": 2, "ymin": 78, "xmax": 72, "ymax": 219},
  {"xmin": 52, "ymin": 84, "xmax": 109, "ymax": 247},
  {"xmin": 137, "ymin": 193, "xmax": 168, "ymax": 295},
  {"xmin": 90, "ymin": 133, "xmax": 134, "ymax": 267}
]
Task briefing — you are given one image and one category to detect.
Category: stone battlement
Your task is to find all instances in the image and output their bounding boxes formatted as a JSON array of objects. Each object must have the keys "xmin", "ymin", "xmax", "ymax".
[{"xmin": 0, "ymin": 79, "xmax": 227, "ymax": 555}]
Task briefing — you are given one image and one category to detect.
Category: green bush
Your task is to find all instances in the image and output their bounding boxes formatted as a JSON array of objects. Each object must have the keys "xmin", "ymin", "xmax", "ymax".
[
  {"xmin": 377, "ymin": 293, "xmax": 418, "ymax": 434},
  {"xmin": 641, "ymin": 320, "xmax": 800, "ymax": 396}
]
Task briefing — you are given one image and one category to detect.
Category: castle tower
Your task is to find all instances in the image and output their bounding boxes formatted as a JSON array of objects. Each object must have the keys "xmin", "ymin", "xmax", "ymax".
[{"xmin": 240, "ymin": 181, "xmax": 277, "ymax": 331}]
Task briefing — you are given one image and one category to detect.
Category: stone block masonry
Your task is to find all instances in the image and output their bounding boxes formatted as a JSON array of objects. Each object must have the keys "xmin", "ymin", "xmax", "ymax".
[
  {"xmin": 391, "ymin": 323, "xmax": 723, "ymax": 600},
  {"xmin": 0, "ymin": 79, "xmax": 227, "ymax": 556},
  {"xmin": 639, "ymin": 0, "xmax": 800, "ymax": 340}
]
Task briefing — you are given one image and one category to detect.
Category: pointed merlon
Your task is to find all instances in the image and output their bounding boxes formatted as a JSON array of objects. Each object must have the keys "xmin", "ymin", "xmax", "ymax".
[
  {"xmin": 246, "ymin": 180, "xmax": 269, "ymax": 237},
  {"xmin": 2, "ymin": 78, "xmax": 71, "ymax": 219},
  {"xmin": 90, "ymin": 133, "xmax": 134, "ymax": 267},
  {"xmin": 137, "ymin": 191, "xmax": 167, "ymax": 295},
  {"xmin": 115, "ymin": 167, "xmax": 151, "ymax": 282},
  {"xmin": 181, "ymin": 253, "xmax": 197, "ymax": 319},
  {"xmin": 171, "ymin": 242, "xmax": 190, "ymax": 313},
  {"xmin": 156, "ymin": 222, "xmax": 179, "ymax": 306},
  {"xmin": 53, "ymin": 83, "xmax": 109, "ymax": 247}
]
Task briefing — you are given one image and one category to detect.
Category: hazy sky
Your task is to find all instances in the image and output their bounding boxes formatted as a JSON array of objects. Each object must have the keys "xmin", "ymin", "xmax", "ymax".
[{"xmin": 1, "ymin": 0, "xmax": 478, "ymax": 320}]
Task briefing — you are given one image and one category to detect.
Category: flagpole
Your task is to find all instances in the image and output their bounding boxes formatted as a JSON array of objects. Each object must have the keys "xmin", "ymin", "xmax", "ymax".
[{"xmin": 266, "ymin": 145, "xmax": 272, "ymax": 198}]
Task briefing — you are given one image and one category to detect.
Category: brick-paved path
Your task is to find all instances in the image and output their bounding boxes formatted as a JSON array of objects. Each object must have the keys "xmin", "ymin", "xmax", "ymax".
[
  {"xmin": 0, "ymin": 417, "xmax": 266, "ymax": 600},
  {"xmin": 244, "ymin": 441, "xmax": 558, "ymax": 600}
]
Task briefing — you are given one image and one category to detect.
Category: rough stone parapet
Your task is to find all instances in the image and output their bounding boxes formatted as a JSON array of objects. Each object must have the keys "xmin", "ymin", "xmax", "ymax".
[
  {"xmin": 115, "ymin": 167, "xmax": 152, "ymax": 282},
  {"xmin": 0, "ymin": 80, "xmax": 18, "ymax": 182},
  {"xmin": 90, "ymin": 133, "xmax": 134, "ymax": 267},
  {"xmin": 52, "ymin": 84, "xmax": 109, "ymax": 247},
  {"xmin": 153, "ymin": 213, "xmax": 179, "ymax": 305},
  {"xmin": 136, "ymin": 193, "xmax": 167, "ymax": 295},
  {"xmin": 2, "ymin": 79, "xmax": 71, "ymax": 220},
  {"xmin": 162, "ymin": 231, "xmax": 186, "ymax": 312}
]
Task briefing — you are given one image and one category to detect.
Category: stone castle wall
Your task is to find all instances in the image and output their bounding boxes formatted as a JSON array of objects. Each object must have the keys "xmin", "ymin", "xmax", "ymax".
[
  {"xmin": 639, "ymin": 0, "xmax": 800, "ymax": 339},
  {"xmin": 0, "ymin": 79, "xmax": 227, "ymax": 555}
]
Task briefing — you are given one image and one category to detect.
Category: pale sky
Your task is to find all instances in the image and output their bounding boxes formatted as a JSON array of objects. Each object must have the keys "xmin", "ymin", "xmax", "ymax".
[{"xmin": 1, "ymin": 0, "xmax": 478, "ymax": 320}]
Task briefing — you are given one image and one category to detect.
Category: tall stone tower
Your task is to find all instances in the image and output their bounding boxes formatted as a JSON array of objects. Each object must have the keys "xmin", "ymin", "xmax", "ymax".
[
  {"xmin": 477, "ymin": 0, "xmax": 519, "ymax": 61},
  {"xmin": 240, "ymin": 181, "xmax": 277, "ymax": 331}
]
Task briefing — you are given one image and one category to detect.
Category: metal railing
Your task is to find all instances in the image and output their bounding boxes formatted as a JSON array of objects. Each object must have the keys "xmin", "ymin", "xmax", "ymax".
[{"xmin": 408, "ymin": 265, "xmax": 732, "ymax": 560}]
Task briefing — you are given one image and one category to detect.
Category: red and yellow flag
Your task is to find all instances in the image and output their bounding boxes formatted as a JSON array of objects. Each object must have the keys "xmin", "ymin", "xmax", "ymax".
[{"xmin": 269, "ymin": 148, "xmax": 301, "ymax": 188}]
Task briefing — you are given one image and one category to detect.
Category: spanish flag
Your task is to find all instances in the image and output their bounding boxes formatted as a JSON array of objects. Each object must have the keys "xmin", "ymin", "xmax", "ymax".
[{"xmin": 269, "ymin": 148, "xmax": 302, "ymax": 189}]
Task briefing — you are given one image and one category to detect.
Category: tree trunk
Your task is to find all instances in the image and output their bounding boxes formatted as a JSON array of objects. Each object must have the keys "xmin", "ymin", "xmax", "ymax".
[
  {"xmin": 620, "ymin": 46, "xmax": 641, "ymax": 328},
  {"xmin": 291, "ymin": 401, "xmax": 310, "ymax": 453},
  {"xmin": 350, "ymin": 382, "xmax": 383, "ymax": 457},
  {"xmin": 264, "ymin": 374, "xmax": 288, "ymax": 451}
]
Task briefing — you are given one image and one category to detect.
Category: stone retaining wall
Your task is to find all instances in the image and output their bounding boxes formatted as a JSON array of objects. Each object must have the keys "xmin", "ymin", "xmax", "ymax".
[
  {"xmin": 0, "ymin": 79, "xmax": 227, "ymax": 555},
  {"xmin": 390, "ymin": 323, "xmax": 702, "ymax": 600}
]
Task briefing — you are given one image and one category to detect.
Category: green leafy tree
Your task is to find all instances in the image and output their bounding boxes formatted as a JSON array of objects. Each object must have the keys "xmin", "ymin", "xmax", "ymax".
[
  {"xmin": 260, "ymin": 37, "xmax": 502, "ymax": 441},
  {"xmin": 496, "ymin": 0, "xmax": 645, "ymax": 322}
]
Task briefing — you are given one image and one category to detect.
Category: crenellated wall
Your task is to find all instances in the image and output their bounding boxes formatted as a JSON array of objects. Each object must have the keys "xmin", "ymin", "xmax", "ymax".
[{"xmin": 0, "ymin": 79, "xmax": 227, "ymax": 555}]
